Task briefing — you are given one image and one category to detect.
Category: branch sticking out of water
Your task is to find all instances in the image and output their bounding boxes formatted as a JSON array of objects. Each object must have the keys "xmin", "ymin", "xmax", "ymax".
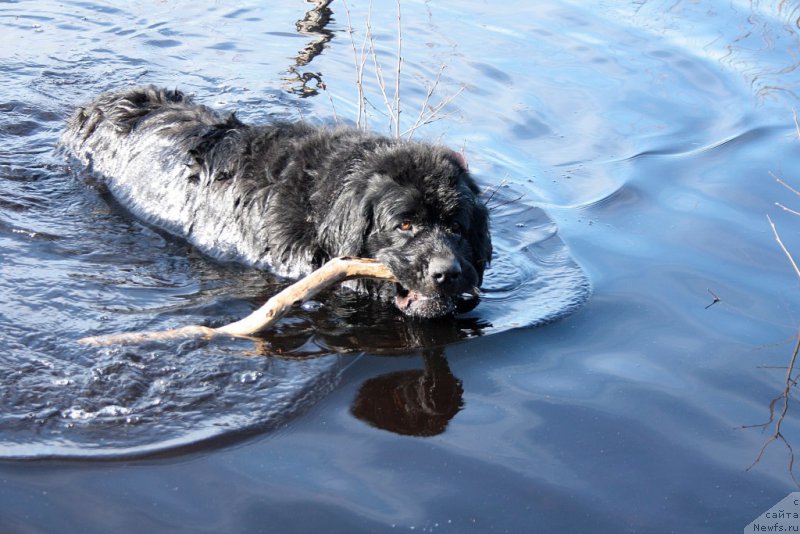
[
  {"xmin": 80, "ymin": 257, "xmax": 397, "ymax": 346},
  {"xmin": 745, "ymin": 196, "xmax": 800, "ymax": 486},
  {"xmin": 745, "ymin": 333, "xmax": 800, "ymax": 488},
  {"xmin": 772, "ymin": 171, "xmax": 800, "ymax": 198},
  {"xmin": 768, "ymin": 214, "xmax": 800, "ymax": 279},
  {"xmin": 336, "ymin": 0, "xmax": 464, "ymax": 140},
  {"xmin": 393, "ymin": 0, "xmax": 402, "ymax": 139},
  {"xmin": 341, "ymin": 0, "xmax": 369, "ymax": 129}
]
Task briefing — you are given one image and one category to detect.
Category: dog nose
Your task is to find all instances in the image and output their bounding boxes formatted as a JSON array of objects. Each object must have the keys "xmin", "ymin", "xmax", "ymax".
[{"xmin": 429, "ymin": 256, "xmax": 462, "ymax": 287}]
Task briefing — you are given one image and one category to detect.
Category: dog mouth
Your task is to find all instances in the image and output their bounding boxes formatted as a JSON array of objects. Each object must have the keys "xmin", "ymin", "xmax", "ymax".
[
  {"xmin": 394, "ymin": 285, "xmax": 431, "ymax": 312},
  {"xmin": 393, "ymin": 283, "xmax": 480, "ymax": 318}
]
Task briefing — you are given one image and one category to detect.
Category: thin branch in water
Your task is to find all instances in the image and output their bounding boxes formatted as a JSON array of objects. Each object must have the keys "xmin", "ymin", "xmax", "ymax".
[
  {"xmin": 393, "ymin": 0, "xmax": 402, "ymax": 139},
  {"xmin": 794, "ymin": 107, "xmax": 800, "ymax": 138},
  {"xmin": 771, "ymin": 171, "xmax": 800, "ymax": 198},
  {"xmin": 340, "ymin": 0, "xmax": 364, "ymax": 129},
  {"xmin": 356, "ymin": 0, "xmax": 372, "ymax": 129},
  {"xmin": 334, "ymin": 1, "xmax": 462, "ymax": 139},
  {"xmin": 403, "ymin": 80, "xmax": 465, "ymax": 139},
  {"xmin": 406, "ymin": 64, "xmax": 446, "ymax": 139},
  {"xmin": 402, "ymin": 107, "xmax": 462, "ymax": 138},
  {"xmin": 488, "ymin": 193, "xmax": 525, "ymax": 212},
  {"xmin": 776, "ymin": 202, "xmax": 800, "ymax": 217},
  {"xmin": 746, "ymin": 333, "xmax": 800, "ymax": 488},
  {"xmin": 320, "ymin": 81, "xmax": 340, "ymax": 125},
  {"xmin": 366, "ymin": 12, "xmax": 395, "ymax": 136},
  {"xmin": 748, "ymin": 432, "xmax": 800, "ymax": 488},
  {"xmin": 746, "ymin": 211, "xmax": 800, "ymax": 486},
  {"xmin": 767, "ymin": 214, "xmax": 800, "ymax": 280},
  {"xmin": 743, "ymin": 391, "xmax": 783, "ymax": 431},
  {"xmin": 423, "ymin": 86, "xmax": 465, "ymax": 118},
  {"xmin": 482, "ymin": 178, "xmax": 509, "ymax": 207}
]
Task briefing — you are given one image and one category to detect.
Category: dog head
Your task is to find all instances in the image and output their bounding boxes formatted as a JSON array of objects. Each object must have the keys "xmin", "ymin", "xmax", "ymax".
[{"xmin": 320, "ymin": 142, "xmax": 492, "ymax": 319}]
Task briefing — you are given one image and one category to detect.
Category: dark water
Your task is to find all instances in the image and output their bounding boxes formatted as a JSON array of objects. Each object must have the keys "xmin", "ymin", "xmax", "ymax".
[{"xmin": 2, "ymin": 0, "xmax": 800, "ymax": 531}]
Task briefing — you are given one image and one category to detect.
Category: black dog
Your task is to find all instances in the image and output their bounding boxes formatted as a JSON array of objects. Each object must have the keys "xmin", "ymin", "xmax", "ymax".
[{"xmin": 60, "ymin": 86, "xmax": 492, "ymax": 318}]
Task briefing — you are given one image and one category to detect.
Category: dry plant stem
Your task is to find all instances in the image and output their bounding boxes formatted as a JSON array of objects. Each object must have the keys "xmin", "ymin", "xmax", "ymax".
[
  {"xmin": 745, "ymin": 214, "xmax": 800, "ymax": 486},
  {"xmin": 363, "ymin": 0, "xmax": 403, "ymax": 137},
  {"xmin": 403, "ymin": 65, "xmax": 463, "ymax": 138},
  {"xmin": 794, "ymin": 108, "xmax": 800, "ymax": 138},
  {"xmin": 367, "ymin": 17, "xmax": 395, "ymax": 134},
  {"xmin": 339, "ymin": 0, "xmax": 463, "ymax": 139},
  {"xmin": 403, "ymin": 70, "xmax": 465, "ymax": 139},
  {"xmin": 358, "ymin": 4, "xmax": 372, "ymax": 128},
  {"xmin": 745, "ymin": 114, "xmax": 800, "ymax": 486},
  {"xmin": 393, "ymin": 0, "xmax": 402, "ymax": 139},
  {"xmin": 325, "ymin": 89, "xmax": 340, "ymax": 124},
  {"xmin": 776, "ymin": 202, "xmax": 800, "ymax": 217},
  {"xmin": 341, "ymin": 0, "xmax": 366, "ymax": 129},
  {"xmin": 771, "ymin": 171, "xmax": 800, "ymax": 197},
  {"xmin": 402, "ymin": 105, "xmax": 462, "ymax": 139},
  {"xmin": 80, "ymin": 257, "xmax": 397, "ymax": 346},
  {"xmin": 747, "ymin": 333, "xmax": 800, "ymax": 487},
  {"xmin": 768, "ymin": 214, "xmax": 800, "ymax": 279}
]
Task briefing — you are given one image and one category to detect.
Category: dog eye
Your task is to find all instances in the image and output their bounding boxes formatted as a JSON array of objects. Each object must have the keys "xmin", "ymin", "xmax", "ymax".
[
  {"xmin": 451, "ymin": 222, "xmax": 462, "ymax": 234},
  {"xmin": 398, "ymin": 220, "xmax": 413, "ymax": 232}
]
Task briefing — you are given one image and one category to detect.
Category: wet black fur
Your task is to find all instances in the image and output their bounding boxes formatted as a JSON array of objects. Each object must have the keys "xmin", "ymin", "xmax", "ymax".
[{"xmin": 60, "ymin": 86, "xmax": 492, "ymax": 318}]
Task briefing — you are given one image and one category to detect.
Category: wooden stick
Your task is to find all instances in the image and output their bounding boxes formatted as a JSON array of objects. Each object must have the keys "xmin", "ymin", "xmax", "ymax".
[{"xmin": 80, "ymin": 257, "xmax": 397, "ymax": 346}]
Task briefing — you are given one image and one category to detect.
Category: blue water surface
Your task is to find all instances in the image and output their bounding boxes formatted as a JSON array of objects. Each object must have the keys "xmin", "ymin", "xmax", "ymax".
[{"xmin": 2, "ymin": 0, "xmax": 800, "ymax": 531}]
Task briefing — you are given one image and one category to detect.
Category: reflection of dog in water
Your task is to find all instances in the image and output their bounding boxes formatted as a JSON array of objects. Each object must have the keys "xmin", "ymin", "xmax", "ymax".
[
  {"xmin": 61, "ymin": 86, "xmax": 492, "ymax": 319},
  {"xmin": 350, "ymin": 351, "xmax": 463, "ymax": 436}
]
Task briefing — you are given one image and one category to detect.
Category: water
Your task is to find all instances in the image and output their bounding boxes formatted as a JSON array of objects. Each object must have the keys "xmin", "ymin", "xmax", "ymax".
[{"xmin": 1, "ymin": 0, "xmax": 800, "ymax": 531}]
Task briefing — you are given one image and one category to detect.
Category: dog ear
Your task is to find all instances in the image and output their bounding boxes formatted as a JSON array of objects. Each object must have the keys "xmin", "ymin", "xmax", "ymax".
[
  {"xmin": 317, "ymin": 187, "xmax": 374, "ymax": 257},
  {"xmin": 468, "ymin": 201, "xmax": 492, "ymax": 284},
  {"xmin": 449, "ymin": 149, "xmax": 468, "ymax": 171}
]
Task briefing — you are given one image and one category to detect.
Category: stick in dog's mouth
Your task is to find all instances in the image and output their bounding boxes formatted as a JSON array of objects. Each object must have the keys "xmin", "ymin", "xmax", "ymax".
[{"xmin": 80, "ymin": 257, "xmax": 398, "ymax": 346}]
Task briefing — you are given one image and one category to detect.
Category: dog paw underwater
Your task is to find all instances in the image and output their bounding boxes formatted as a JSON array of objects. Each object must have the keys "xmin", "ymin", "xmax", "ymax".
[{"xmin": 59, "ymin": 86, "xmax": 493, "ymax": 319}]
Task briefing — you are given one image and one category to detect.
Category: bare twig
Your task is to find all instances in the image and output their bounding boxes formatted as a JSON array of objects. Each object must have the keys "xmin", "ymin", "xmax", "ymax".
[
  {"xmin": 767, "ymin": 214, "xmax": 800, "ymax": 280},
  {"xmin": 341, "ymin": 0, "xmax": 368, "ymax": 129},
  {"xmin": 776, "ymin": 202, "xmax": 800, "ymax": 217},
  {"xmin": 481, "ymin": 177, "xmax": 525, "ymax": 212},
  {"xmin": 747, "ymin": 212, "xmax": 800, "ymax": 486},
  {"xmin": 746, "ymin": 333, "xmax": 800, "ymax": 488},
  {"xmin": 407, "ymin": 64, "xmax": 445, "ymax": 137},
  {"xmin": 366, "ymin": 12, "xmax": 396, "ymax": 135},
  {"xmin": 319, "ymin": 80, "xmax": 340, "ymax": 124},
  {"xmin": 334, "ymin": 0, "xmax": 463, "ymax": 140},
  {"xmin": 405, "ymin": 103, "xmax": 463, "ymax": 134},
  {"xmin": 794, "ymin": 108, "xmax": 800, "ymax": 138},
  {"xmin": 748, "ymin": 125, "xmax": 800, "ymax": 485},
  {"xmin": 771, "ymin": 171, "xmax": 800, "ymax": 198},
  {"xmin": 80, "ymin": 257, "xmax": 397, "ymax": 346},
  {"xmin": 356, "ymin": 1, "xmax": 374, "ymax": 128},
  {"xmin": 403, "ymin": 70, "xmax": 465, "ymax": 139},
  {"xmin": 393, "ymin": 0, "xmax": 402, "ymax": 139},
  {"xmin": 482, "ymin": 178, "xmax": 508, "ymax": 207}
]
